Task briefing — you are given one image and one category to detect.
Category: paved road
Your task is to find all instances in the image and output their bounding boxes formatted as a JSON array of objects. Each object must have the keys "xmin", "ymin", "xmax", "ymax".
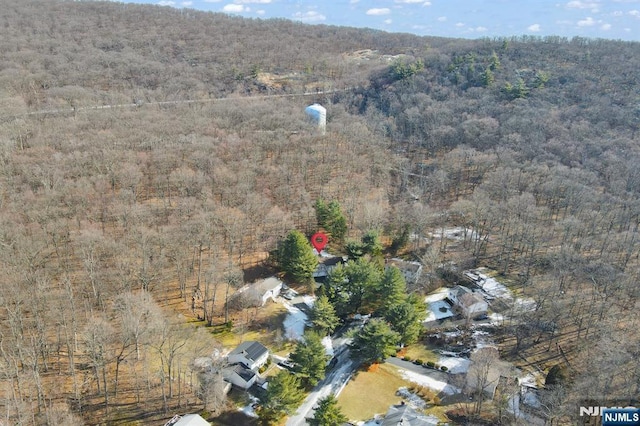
[{"xmin": 285, "ymin": 336, "xmax": 359, "ymax": 426}]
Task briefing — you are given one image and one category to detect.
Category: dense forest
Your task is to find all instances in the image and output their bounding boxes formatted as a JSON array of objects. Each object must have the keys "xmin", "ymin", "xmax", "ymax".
[{"xmin": 1, "ymin": 1, "xmax": 639, "ymax": 425}]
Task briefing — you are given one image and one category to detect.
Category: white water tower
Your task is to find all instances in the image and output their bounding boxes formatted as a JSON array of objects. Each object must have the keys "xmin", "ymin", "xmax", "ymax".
[{"xmin": 305, "ymin": 103, "xmax": 326, "ymax": 135}]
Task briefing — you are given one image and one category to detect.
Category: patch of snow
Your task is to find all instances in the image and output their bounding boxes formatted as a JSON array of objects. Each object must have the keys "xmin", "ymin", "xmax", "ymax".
[
  {"xmin": 514, "ymin": 297, "xmax": 537, "ymax": 311},
  {"xmin": 322, "ymin": 336, "xmax": 334, "ymax": 358},
  {"xmin": 429, "ymin": 227, "xmax": 479, "ymax": 241},
  {"xmin": 239, "ymin": 396, "xmax": 259, "ymax": 418},
  {"xmin": 397, "ymin": 387, "xmax": 427, "ymax": 409},
  {"xmin": 508, "ymin": 393, "xmax": 520, "ymax": 416},
  {"xmin": 282, "ymin": 301, "xmax": 308, "ymax": 341},
  {"xmin": 358, "ymin": 419, "xmax": 381, "ymax": 426},
  {"xmin": 424, "ymin": 287, "xmax": 449, "ymax": 303},
  {"xmin": 398, "ymin": 369, "xmax": 461, "ymax": 395},
  {"xmin": 438, "ymin": 356, "xmax": 471, "ymax": 374},
  {"xmin": 302, "ymin": 295, "xmax": 316, "ymax": 308},
  {"xmin": 475, "ymin": 272, "xmax": 512, "ymax": 300},
  {"xmin": 471, "ymin": 329, "xmax": 495, "ymax": 349},
  {"xmin": 489, "ymin": 313, "xmax": 504, "ymax": 325},
  {"xmin": 318, "ymin": 249, "xmax": 332, "ymax": 257},
  {"xmin": 522, "ymin": 389, "xmax": 541, "ymax": 408},
  {"xmin": 424, "ymin": 300, "xmax": 454, "ymax": 322},
  {"xmin": 442, "ymin": 330, "xmax": 463, "ymax": 339},
  {"xmin": 438, "ymin": 350, "xmax": 462, "ymax": 357},
  {"xmin": 519, "ymin": 374, "xmax": 538, "ymax": 388}
]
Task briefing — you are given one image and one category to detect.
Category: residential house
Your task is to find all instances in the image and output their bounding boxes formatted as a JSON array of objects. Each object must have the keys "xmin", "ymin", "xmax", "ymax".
[
  {"xmin": 255, "ymin": 277, "xmax": 283, "ymax": 306},
  {"xmin": 233, "ymin": 277, "xmax": 283, "ymax": 306},
  {"xmin": 227, "ymin": 341, "xmax": 269, "ymax": 371},
  {"xmin": 381, "ymin": 403, "xmax": 439, "ymax": 426},
  {"xmin": 164, "ymin": 413, "xmax": 211, "ymax": 426},
  {"xmin": 448, "ymin": 285, "xmax": 488, "ymax": 317},
  {"xmin": 387, "ymin": 258, "xmax": 423, "ymax": 285},
  {"xmin": 313, "ymin": 256, "xmax": 347, "ymax": 279},
  {"xmin": 458, "ymin": 292, "xmax": 489, "ymax": 318},
  {"xmin": 466, "ymin": 348, "xmax": 516, "ymax": 399},
  {"xmin": 223, "ymin": 364, "xmax": 258, "ymax": 390},
  {"xmin": 447, "ymin": 285, "xmax": 472, "ymax": 306}
]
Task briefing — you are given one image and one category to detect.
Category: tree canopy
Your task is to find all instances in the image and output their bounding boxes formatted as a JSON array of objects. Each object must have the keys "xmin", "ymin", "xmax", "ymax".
[
  {"xmin": 289, "ymin": 331, "xmax": 329, "ymax": 388},
  {"xmin": 349, "ymin": 318, "xmax": 400, "ymax": 364},
  {"xmin": 315, "ymin": 199, "xmax": 348, "ymax": 245},
  {"xmin": 309, "ymin": 395, "xmax": 348, "ymax": 426},
  {"xmin": 309, "ymin": 294, "xmax": 340, "ymax": 335},
  {"xmin": 258, "ymin": 370, "xmax": 306, "ymax": 425},
  {"xmin": 277, "ymin": 230, "xmax": 319, "ymax": 283}
]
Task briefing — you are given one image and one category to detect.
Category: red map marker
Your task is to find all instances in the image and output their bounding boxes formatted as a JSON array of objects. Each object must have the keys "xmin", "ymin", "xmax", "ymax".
[{"xmin": 311, "ymin": 232, "xmax": 328, "ymax": 254}]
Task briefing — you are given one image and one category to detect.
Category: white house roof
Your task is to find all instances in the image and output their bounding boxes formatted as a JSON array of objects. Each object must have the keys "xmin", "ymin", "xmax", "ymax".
[{"xmin": 167, "ymin": 414, "xmax": 210, "ymax": 426}]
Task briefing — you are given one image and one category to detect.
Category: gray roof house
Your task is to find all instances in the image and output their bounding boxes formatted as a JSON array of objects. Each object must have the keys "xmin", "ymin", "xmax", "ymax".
[
  {"xmin": 381, "ymin": 403, "xmax": 439, "ymax": 426},
  {"xmin": 227, "ymin": 341, "xmax": 269, "ymax": 371},
  {"xmin": 313, "ymin": 256, "xmax": 347, "ymax": 279},
  {"xmin": 387, "ymin": 258, "xmax": 423, "ymax": 285}
]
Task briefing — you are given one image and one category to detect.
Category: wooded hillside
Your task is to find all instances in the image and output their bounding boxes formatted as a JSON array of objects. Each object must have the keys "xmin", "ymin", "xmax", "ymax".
[{"xmin": 0, "ymin": 1, "xmax": 639, "ymax": 424}]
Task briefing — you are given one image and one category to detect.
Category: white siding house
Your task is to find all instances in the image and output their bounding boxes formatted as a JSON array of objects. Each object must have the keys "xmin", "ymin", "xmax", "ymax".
[
  {"xmin": 223, "ymin": 364, "xmax": 258, "ymax": 390},
  {"xmin": 227, "ymin": 341, "xmax": 269, "ymax": 371}
]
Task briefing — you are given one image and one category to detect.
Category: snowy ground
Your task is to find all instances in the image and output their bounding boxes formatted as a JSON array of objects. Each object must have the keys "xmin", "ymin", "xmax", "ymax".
[
  {"xmin": 425, "ymin": 300, "xmax": 454, "ymax": 322},
  {"xmin": 519, "ymin": 373, "xmax": 538, "ymax": 388},
  {"xmin": 424, "ymin": 288, "xmax": 455, "ymax": 322},
  {"xmin": 397, "ymin": 387, "xmax": 428, "ymax": 409},
  {"xmin": 437, "ymin": 356, "xmax": 471, "ymax": 374},
  {"xmin": 239, "ymin": 396, "xmax": 259, "ymax": 418},
  {"xmin": 282, "ymin": 301, "xmax": 308, "ymax": 341},
  {"xmin": 280, "ymin": 294, "xmax": 317, "ymax": 341},
  {"xmin": 322, "ymin": 336, "xmax": 334, "ymax": 358},
  {"xmin": 301, "ymin": 295, "xmax": 316, "ymax": 308},
  {"xmin": 467, "ymin": 268, "xmax": 537, "ymax": 312},
  {"xmin": 473, "ymin": 270, "xmax": 513, "ymax": 300},
  {"xmin": 425, "ymin": 287, "xmax": 450, "ymax": 303},
  {"xmin": 472, "ymin": 329, "xmax": 495, "ymax": 349},
  {"xmin": 398, "ymin": 369, "xmax": 461, "ymax": 395},
  {"xmin": 428, "ymin": 227, "xmax": 479, "ymax": 242},
  {"xmin": 489, "ymin": 312, "xmax": 505, "ymax": 325}
]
